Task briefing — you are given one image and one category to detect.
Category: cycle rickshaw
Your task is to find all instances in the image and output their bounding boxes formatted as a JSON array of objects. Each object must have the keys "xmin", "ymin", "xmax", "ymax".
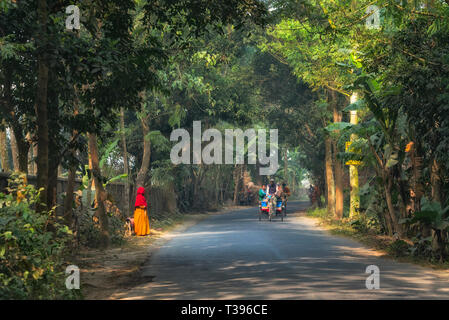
[{"xmin": 259, "ymin": 195, "xmax": 286, "ymax": 222}]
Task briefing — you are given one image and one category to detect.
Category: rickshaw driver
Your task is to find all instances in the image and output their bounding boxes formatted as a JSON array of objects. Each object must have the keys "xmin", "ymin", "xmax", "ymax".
[
  {"xmin": 266, "ymin": 179, "xmax": 278, "ymax": 215},
  {"xmin": 267, "ymin": 179, "xmax": 277, "ymax": 196}
]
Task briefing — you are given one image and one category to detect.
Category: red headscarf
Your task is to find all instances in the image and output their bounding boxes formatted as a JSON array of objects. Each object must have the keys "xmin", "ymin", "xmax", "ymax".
[{"xmin": 135, "ymin": 187, "xmax": 147, "ymax": 208}]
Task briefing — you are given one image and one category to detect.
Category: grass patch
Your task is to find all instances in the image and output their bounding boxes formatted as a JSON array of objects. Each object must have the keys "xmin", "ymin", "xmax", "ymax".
[
  {"xmin": 306, "ymin": 207, "xmax": 328, "ymax": 219},
  {"xmin": 305, "ymin": 207, "xmax": 449, "ymax": 270}
]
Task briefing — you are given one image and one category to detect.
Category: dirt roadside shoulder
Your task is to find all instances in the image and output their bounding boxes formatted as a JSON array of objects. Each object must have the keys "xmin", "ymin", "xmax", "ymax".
[
  {"xmin": 299, "ymin": 208, "xmax": 449, "ymax": 278},
  {"xmin": 74, "ymin": 205, "xmax": 247, "ymax": 300}
]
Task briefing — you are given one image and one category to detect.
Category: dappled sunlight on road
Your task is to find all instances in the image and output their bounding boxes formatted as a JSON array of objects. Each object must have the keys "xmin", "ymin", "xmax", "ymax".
[
  {"xmin": 334, "ymin": 245, "xmax": 384, "ymax": 257},
  {"xmin": 110, "ymin": 202, "xmax": 449, "ymax": 300}
]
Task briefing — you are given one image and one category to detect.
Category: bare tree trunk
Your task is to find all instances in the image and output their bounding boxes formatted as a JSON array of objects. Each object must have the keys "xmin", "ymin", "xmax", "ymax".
[
  {"xmin": 9, "ymin": 128, "xmax": 19, "ymax": 171},
  {"xmin": 136, "ymin": 99, "xmax": 151, "ymax": 189},
  {"xmin": 233, "ymin": 164, "xmax": 242, "ymax": 205},
  {"xmin": 46, "ymin": 74, "xmax": 61, "ymax": 210},
  {"xmin": 0, "ymin": 126, "xmax": 9, "ymax": 172},
  {"xmin": 47, "ymin": 162, "xmax": 59, "ymax": 209},
  {"xmin": 325, "ymin": 136, "xmax": 336, "ymax": 217},
  {"xmin": 120, "ymin": 108, "xmax": 131, "ymax": 216},
  {"xmin": 334, "ymin": 147, "xmax": 344, "ymax": 220},
  {"xmin": 384, "ymin": 171, "xmax": 400, "ymax": 236},
  {"xmin": 215, "ymin": 166, "xmax": 220, "ymax": 206},
  {"xmin": 27, "ymin": 135, "xmax": 34, "ymax": 174},
  {"xmin": 283, "ymin": 148, "xmax": 288, "ymax": 183},
  {"xmin": 35, "ymin": 0, "xmax": 50, "ymax": 208},
  {"xmin": 63, "ymin": 166, "xmax": 76, "ymax": 226},
  {"xmin": 255, "ymin": 160, "xmax": 263, "ymax": 186},
  {"xmin": 431, "ymin": 158, "xmax": 442, "ymax": 203},
  {"xmin": 88, "ymin": 132, "xmax": 109, "ymax": 248},
  {"xmin": 64, "ymin": 106, "xmax": 80, "ymax": 227},
  {"xmin": 86, "ymin": 178, "xmax": 92, "ymax": 210},
  {"xmin": 2, "ymin": 68, "xmax": 29, "ymax": 173},
  {"xmin": 13, "ymin": 130, "xmax": 29, "ymax": 174},
  {"xmin": 332, "ymin": 98, "xmax": 344, "ymax": 220}
]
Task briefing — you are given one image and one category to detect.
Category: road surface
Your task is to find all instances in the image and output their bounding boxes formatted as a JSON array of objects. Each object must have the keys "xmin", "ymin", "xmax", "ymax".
[{"xmin": 115, "ymin": 201, "xmax": 449, "ymax": 299}]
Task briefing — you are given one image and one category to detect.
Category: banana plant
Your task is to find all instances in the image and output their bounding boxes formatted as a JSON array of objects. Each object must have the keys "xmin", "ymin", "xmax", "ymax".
[
  {"xmin": 400, "ymin": 197, "xmax": 449, "ymax": 260},
  {"xmin": 401, "ymin": 197, "xmax": 449, "ymax": 232}
]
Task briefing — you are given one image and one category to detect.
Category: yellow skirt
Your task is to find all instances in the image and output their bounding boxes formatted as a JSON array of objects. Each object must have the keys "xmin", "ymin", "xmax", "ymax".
[{"xmin": 134, "ymin": 207, "xmax": 150, "ymax": 236}]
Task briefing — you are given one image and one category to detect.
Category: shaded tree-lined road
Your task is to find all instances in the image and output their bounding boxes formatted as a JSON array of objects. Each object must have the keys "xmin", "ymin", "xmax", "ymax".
[{"xmin": 114, "ymin": 202, "xmax": 449, "ymax": 300}]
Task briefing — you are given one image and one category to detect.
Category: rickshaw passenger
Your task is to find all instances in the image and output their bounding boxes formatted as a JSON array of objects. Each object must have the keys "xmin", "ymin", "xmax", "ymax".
[
  {"xmin": 275, "ymin": 185, "xmax": 284, "ymax": 201},
  {"xmin": 259, "ymin": 186, "xmax": 267, "ymax": 205}
]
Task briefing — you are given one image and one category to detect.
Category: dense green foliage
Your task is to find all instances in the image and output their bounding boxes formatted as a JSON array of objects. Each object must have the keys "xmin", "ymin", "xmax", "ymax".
[
  {"xmin": 1, "ymin": 0, "xmax": 449, "ymax": 299},
  {"xmin": 0, "ymin": 174, "xmax": 79, "ymax": 299}
]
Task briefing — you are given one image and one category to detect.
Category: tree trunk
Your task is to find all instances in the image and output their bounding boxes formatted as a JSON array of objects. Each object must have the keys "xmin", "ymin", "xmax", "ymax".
[
  {"xmin": 12, "ymin": 130, "xmax": 29, "ymax": 174},
  {"xmin": 334, "ymin": 145, "xmax": 344, "ymax": 220},
  {"xmin": 136, "ymin": 102, "xmax": 151, "ymax": 189},
  {"xmin": 46, "ymin": 73, "xmax": 61, "ymax": 210},
  {"xmin": 348, "ymin": 94, "xmax": 360, "ymax": 218},
  {"xmin": 233, "ymin": 164, "xmax": 242, "ymax": 205},
  {"xmin": 215, "ymin": 166, "xmax": 220, "ymax": 206},
  {"xmin": 283, "ymin": 148, "xmax": 288, "ymax": 183},
  {"xmin": 384, "ymin": 171, "xmax": 400, "ymax": 236},
  {"xmin": 63, "ymin": 166, "xmax": 76, "ymax": 227},
  {"xmin": 0, "ymin": 126, "xmax": 9, "ymax": 172},
  {"xmin": 3, "ymin": 67, "xmax": 29, "ymax": 173},
  {"xmin": 255, "ymin": 160, "xmax": 263, "ymax": 186},
  {"xmin": 120, "ymin": 108, "xmax": 131, "ymax": 216},
  {"xmin": 332, "ymin": 99, "xmax": 344, "ymax": 220},
  {"xmin": 9, "ymin": 128, "xmax": 19, "ymax": 171},
  {"xmin": 325, "ymin": 136, "xmax": 336, "ymax": 217},
  {"xmin": 88, "ymin": 132, "xmax": 109, "ymax": 248},
  {"xmin": 431, "ymin": 158, "xmax": 442, "ymax": 203},
  {"xmin": 47, "ymin": 162, "xmax": 59, "ymax": 209},
  {"xmin": 35, "ymin": 0, "xmax": 50, "ymax": 208},
  {"xmin": 27, "ymin": 134, "xmax": 35, "ymax": 174}
]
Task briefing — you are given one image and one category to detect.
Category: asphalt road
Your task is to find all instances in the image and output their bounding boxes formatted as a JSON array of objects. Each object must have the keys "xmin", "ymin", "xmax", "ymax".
[{"xmin": 117, "ymin": 201, "xmax": 449, "ymax": 300}]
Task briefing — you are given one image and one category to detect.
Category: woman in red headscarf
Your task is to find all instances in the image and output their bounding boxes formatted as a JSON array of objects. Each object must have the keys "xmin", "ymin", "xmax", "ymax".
[{"xmin": 134, "ymin": 187, "xmax": 150, "ymax": 236}]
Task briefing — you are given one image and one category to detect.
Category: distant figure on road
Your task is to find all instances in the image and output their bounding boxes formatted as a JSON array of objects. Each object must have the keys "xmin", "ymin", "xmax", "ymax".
[
  {"xmin": 134, "ymin": 187, "xmax": 150, "ymax": 236},
  {"xmin": 314, "ymin": 185, "xmax": 322, "ymax": 207},
  {"xmin": 282, "ymin": 182, "xmax": 291, "ymax": 200},
  {"xmin": 281, "ymin": 182, "xmax": 291, "ymax": 212},
  {"xmin": 309, "ymin": 185, "xmax": 322, "ymax": 208},
  {"xmin": 308, "ymin": 185, "xmax": 314, "ymax": 205}
]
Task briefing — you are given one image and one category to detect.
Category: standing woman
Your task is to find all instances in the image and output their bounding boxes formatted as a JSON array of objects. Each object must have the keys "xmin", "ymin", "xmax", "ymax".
[{"xmin": 134, "ymin": 187, "xmax": 150, "ymax": 236}]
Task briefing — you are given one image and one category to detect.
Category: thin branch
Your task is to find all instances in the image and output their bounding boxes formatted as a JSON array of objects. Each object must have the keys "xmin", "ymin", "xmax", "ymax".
[{"xmin": 324, "ymin": 84, "xmax": 351, "ymax": 97}]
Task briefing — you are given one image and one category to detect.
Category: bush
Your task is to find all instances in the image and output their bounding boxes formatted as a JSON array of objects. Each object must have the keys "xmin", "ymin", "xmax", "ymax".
[
  {"xmin": 0, "ymin": 173, "xmax": 80, "ymax": 299},
  {"xmin": 350, "ymin": 213, "xmax": 382, "ymax": 234},
  {"xmin": 409, "ymin": 234, "xmax": 433, "ymax": 259},
  {"xmin": 387, "ymin": 239, "xmax": 410, "ymax": 258},
  {"xmin": 75, "ymin": 195, "xmax": 125, "ymax": 248}
]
